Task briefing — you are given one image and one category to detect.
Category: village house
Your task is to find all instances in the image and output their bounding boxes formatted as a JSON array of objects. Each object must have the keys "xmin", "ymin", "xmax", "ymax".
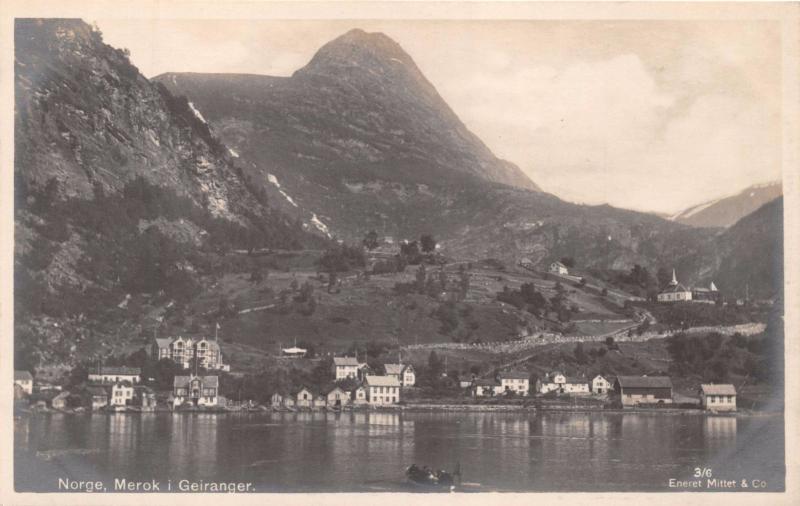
[
  {"xmin": 88, "ymin": 366, "xmax": 141, "ymax": 384},
  {"xmin": 692, "ymin": 282, "xmax": 722, "ymax": 304},
  {"xmin": 537, "ymin": 372, "xmax": 589, "ymax": 394},
  {"xmin": 351, "ymin": 385, "xmax": 368, "ymax": 405},
  {"xmin": 699, "ymin": 384, "xmax": 737, "ymax": 412},
  {"xmin": 458, "ymin": 374, "xmax": 476, "ymax": 389},
  {"xmin": 173, "ymin": 375, "xmax": 219, "ymax": 407},
  {"xmin": 657, "ymin": 270, "xmax": 693, "ymax": 303},
  {"xmin": 294, "ymin": 387, "xmax": 314, "ymax": 408},
  {"xmin": 133, "ymin": 386, "xmax": 157, "ymax": 410},
  {"xmin": 471, "ymin": 379, "xmax": 503, "ymax": 397},
  {"xmin": 270, "ymin": 392, "xmax": 284, "ymax": 409},
  {"xmin": 498, "ymin": 371, "xmax": 530, "ymax": 396},
  {"xmin": 518, "ymin": 257, "xmax": 534, "ymax": 268},
  {"xmin": 591, "ymin": 375, "xmax": 614, "ymax": 394},
  {"xmin": 384, "ymin": 363, "xmax": 416, "ymax": 387},
  {"xmin": 537, "ymin": 372, "xmax": 566, "ymax": 394},
  {"xmin": 562, "ymin": 377, "xmax": 590, "ymax": 394},
  {"xmin": 110, "ymin": 381, "xmax": 134, "ymax": 407},
  {"xmin": 325, "ymin": 386, "xmax": 349, "ymax": 408},
  {"xmin": 85, "ymin": 386, "xmax": 109, "ymax": 410},
  {"xmin": 14, "ymin": 370, "xmax": 33, "ymax": 395},
  {"xmin": 365, "ymin": 375, "xmax": 401, "ymax": 405},
  {"xmin": 549, "ymin": 261, "xmax": 569, "ymax": 275},
  {"xmin": 152, "ymin": 336, "xmax": 229, "ymax": 371},
  {"xmin": 313, "ymin": 393, "xmax": 327, "ymax": 410},
  {"xmin": 51, "ymin": 391, "xmax": 71, "ymax": 410},
  {"xmin": 332, "ymin": 356, "xmax": 365, "ymax": 380},
  {"xmin": 615, "ymin": 376, "xmax": 673, "ymax": 407},
  {"xmin": 281, "ymin": 346, "xmax": 307, "ymax": 358}
]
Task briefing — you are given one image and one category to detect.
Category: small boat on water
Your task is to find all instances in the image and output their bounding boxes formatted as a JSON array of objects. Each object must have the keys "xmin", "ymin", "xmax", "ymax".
[{"xmin": 405, "ymin": 464, "xmax": 461, "ymax": 491}]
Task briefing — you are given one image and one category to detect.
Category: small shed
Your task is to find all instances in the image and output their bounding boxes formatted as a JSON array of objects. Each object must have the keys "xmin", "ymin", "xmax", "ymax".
[{"xmin": 699, "ymin": 384, "xmax": 736, "ymax": 412}]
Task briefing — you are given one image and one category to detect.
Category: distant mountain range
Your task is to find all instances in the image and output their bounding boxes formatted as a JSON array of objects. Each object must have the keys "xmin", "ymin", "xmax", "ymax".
[{"xmin": 669, "ymin": 181, "xmax": 782, "ymax": 228}]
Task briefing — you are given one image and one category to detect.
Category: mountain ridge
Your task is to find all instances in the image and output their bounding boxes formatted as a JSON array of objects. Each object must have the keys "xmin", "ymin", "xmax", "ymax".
[{"xmin": 669, "ymin": 181, "xmax": 782, "ymax": 228}]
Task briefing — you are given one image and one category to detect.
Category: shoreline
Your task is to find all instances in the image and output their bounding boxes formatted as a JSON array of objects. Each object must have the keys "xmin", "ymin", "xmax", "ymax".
[{"xmin": 15, "ymin": 403, "xmax": 781, "ymax": 417}]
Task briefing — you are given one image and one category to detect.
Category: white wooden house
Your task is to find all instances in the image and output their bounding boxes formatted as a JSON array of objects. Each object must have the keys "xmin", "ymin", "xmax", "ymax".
[
  {"xmin": 498, "ymin": 371, "xmax": 530, "ymax": 396},
  {"xmin": 699, "ymin": 384, "xmax": 736, "ymax": 412},
  {"xmin": 591, "ymin": 375, "xmax": 613, "ymax": 394},
  {"xmin": 365, "ymin": 375, "xmax": 401, "ymax": 405}
]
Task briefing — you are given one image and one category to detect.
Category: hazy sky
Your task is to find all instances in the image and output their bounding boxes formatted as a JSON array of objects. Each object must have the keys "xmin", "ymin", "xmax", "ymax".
[{"xmin": 97, "ymin": 19, "xmax": 782, "ymax": 214}]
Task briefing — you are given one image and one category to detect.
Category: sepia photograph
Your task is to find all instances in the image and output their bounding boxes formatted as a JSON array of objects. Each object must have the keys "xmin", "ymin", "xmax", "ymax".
[{"xmin": 3, "ymin": 0, "xmax": 798, "ymax": 501}]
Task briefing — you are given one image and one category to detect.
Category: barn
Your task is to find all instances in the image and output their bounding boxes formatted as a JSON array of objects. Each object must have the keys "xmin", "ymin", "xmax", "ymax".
[{"xmin": 614, "ymin": 376, "xmax": 673, "ymax": 407}]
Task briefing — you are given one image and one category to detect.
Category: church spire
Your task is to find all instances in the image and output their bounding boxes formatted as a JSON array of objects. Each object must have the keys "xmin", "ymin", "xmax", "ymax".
[{"xmin": 670, "ymin": 269, "xmax": 678, "ymax": 286}]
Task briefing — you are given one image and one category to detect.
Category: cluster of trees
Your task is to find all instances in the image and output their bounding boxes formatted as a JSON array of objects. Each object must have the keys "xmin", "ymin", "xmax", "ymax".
[
  {"xmin": 398, "ymin": 234, "xmax": 438, "ymax": 265},
  {"xmin": 394, "ymin": 264, "xmax": 470, "ymax": 302},
  {"xmin": 496, "ymin": 282, "xmax": 573, "ymax": 322},
  {"xmin": 647, "ymin": 302, "xmax": 753, "ymax": 329}
]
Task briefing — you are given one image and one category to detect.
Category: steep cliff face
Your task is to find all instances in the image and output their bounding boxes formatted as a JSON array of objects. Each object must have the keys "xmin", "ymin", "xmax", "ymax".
[
  {"xmin": 16, "ymin": 19, "xmax": 258, "ymax": 222},
  {"xmin": 13, "ymin": 19, "xmax": 323, "ymax": 368}
]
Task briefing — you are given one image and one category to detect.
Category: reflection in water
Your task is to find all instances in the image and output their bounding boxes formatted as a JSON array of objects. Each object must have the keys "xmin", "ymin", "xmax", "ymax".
[
  {"xmin": 14, "ymin": 411, "xmax": 783, "ymax": 492},
  {"xmin": 704, "ymin": 416, "xmax": 737, "ymax": 447}
]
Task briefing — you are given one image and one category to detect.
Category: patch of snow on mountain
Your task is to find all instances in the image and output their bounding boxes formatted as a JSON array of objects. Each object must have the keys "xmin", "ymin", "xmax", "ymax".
[
  {"xmin": 228, "ymin": 148, "xmax": 239, "ymax": 158},
  {"xmin": 310, "ymin": 213, "xmax": 331, "ymax": 237},
  {"xmin": 280, "ymin": 190, "xmax": 298, "ymax": 207},
  {"xmin": 681, "ymin": 199, "xmax": 719, "ymax": 219},
  {"xmin": 188, "ymin": 101, "xmax": 207, "ymax": 124},
  {"xmin": 266, "ymin": 173, "xmax": 298, "ymax": 207}
]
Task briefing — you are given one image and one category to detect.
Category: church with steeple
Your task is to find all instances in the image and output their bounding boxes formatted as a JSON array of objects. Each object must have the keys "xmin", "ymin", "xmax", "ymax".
[{"xmin": 657, "ymin": 269, "xmax": 721, "ymax": 303}]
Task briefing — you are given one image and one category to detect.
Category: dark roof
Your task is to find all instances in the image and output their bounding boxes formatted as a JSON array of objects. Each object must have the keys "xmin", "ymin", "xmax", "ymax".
[
  {"xmin": 86, "ymin": 386, "xmax": 108, "ymax": 396},
  {"xmin": 616, "ymin": 376, "xmax": 673, "ymax": 389},
  {"xmin": 565, "ymin": 376, "xmax": 588, "ymax": 384},
  {"xmin": 173, "ymin": 375, "xmax": 219, "ymax": 388},
  {"xmin": 14, "ymin": 370, "xmax": 33, "ymax": 381},
  {"xmin": 659, "ymin": 284, "xmax": 690, "ymax": 294},
  {"xmin": 700, "ymin": 384, "xmax": 736, "ymax": 395},
  {"xmin": 333, "ymin": 357, "xmax": 360, "ymax": 366},
  {"xmin": 473, "ymin": 379, "xmax": 499, "ymax": 387},
  {"xmin": 93, "ymin": 366, "xmax": 141, "ymax": 376},
  {"xmin": 498, "ymin": 371, "xmax": 529, "ymax": 380}
]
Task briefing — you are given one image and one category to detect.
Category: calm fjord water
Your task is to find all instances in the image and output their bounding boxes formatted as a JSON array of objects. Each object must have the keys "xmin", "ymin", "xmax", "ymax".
[{"xmin": 15, "ymin": 411, "xmax": 784, "ymax": 492}]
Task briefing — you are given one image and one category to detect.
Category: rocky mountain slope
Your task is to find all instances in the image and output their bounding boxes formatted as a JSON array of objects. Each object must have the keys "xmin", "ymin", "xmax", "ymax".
[
  {"xmin": 156, "ymin": 29, "xmax": 717, "ymax": 273},
  {"xmin": 670, "ymin": 181, "xmax": 782, "ymax": 228},
  {"xmin": 155, "ymin": 29, "xmax": 541, "ymax": 243},
  {"xmin": 673, "ymin": 197, "xmax": 783, "ymax": 300},
  {"xmin": 14, "ymin": 19, "xmax": 325, "ymax": 368}
]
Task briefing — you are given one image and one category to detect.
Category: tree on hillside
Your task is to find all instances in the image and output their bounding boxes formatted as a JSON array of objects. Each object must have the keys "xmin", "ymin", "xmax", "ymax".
[
  {"xmin": 428, "ymin": 351, "xmax": 445, "ymax": 378},
  {"xmin": 560, "ymin": 257, "xmax": 576, "ymax": 268},
  {"xmin": 574, "ymin": 342, "xmax": 588, "ymax": 364},
  {"xmin": 327, "ymin": 272, "xmax": 339, "ymax": 294},
  {"xmin": 420, "ymin": 234, "xmax": 437, "ymax": 253},
  {"xmin": 400, "ymin": 240, "xmax": 421, "ymax": 264},
  {"xmin": 657, "ymin": 267, "xmax": 671, "ymax": 289},
  {"xmin": 415, "ymin": 264, "xmax": 427, "ymax": 293},
  {"xmin": 250, "ymin": 266, "xmax": 265, "ymax": 284},
  {"xmin": 362, "ymin": 230, "xmax": 380, "ymax": 251},
  {"xmin": 458, "ymin": 270, "xmax": 470, "ymax": 301}
]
